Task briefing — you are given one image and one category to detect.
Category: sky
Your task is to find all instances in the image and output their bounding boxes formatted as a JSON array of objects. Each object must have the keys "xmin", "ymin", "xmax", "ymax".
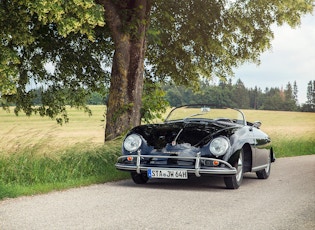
[{"xmin": 232, "ymin": 11, "xmax": 315, "ymax": 104}]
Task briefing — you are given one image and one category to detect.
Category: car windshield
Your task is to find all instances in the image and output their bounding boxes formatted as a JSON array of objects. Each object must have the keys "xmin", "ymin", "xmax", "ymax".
[{"xmin": 165, "ymin": 105, "xmax": 246, "ymax": 125}]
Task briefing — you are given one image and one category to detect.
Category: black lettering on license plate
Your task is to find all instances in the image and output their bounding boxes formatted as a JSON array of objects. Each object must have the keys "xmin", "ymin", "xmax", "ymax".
[{"xmin": 148, "ymin": 169, "xmax": 187, "ymax": 179}]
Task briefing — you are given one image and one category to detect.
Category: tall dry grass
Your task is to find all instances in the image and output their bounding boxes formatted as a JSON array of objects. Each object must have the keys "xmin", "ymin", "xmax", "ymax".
[
  {"xmin": 0, "ymin": 106, "xmax": 130, "ymax": 200},
  {"xmin": 0, "ymin": 106, "xmax": 106, "ymax": 156},
  {"xmin": 0, "ymin": 106, "xmax": 314, "ymax": 199},
  {"xmin": 1, "ymin": 106, "xmax": 314, "ymax": 157},
  {"xmin": 243, "ymin": 110, "xmax": 315, "ymax": 157}
]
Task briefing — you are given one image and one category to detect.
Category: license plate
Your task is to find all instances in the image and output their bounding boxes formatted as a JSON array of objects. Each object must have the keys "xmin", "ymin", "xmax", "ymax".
[{"xmin": 147, "ymin": 169, "xmax": 188, "ymax": 179}]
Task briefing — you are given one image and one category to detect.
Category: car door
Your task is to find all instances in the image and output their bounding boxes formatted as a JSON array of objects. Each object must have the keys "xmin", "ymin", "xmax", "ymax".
[{"xmin": 251, "ymin": 127, "xmax": 271, "ymax": 171}]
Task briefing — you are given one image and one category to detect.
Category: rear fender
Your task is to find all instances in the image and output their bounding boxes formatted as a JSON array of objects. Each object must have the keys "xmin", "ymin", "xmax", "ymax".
[{"xmin": 271, "ymin": 147, "xmax": 276, "ymax": 162}]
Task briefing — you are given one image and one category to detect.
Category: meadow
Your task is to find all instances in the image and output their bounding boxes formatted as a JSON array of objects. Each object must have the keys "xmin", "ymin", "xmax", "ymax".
[{"xmin": 0, "ymin": 106, "xmax": 314, "ymax": 199}]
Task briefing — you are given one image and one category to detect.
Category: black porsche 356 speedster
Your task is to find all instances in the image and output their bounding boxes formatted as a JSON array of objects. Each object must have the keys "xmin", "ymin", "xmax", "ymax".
[{"xmin": 115, "ymin": 104, "xmax": 275, "ymax": 189}]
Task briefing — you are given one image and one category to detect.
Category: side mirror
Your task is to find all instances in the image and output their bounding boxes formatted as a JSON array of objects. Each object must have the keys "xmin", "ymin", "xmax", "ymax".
[{"xmin": 253, "ymin": 121, "xmax": 262, "ymax": 129}]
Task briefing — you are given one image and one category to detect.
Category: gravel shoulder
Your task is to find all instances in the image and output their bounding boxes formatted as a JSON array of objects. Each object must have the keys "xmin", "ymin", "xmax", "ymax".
[{"xmin": 1, "ymin": 155, "xmax": 315, "ymax": 230}]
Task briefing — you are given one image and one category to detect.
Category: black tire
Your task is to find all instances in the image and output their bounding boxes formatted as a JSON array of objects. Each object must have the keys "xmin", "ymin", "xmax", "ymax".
[
  {"xmin": 224, "ymin": 150, "xmax": 244, "ymax": 189},
  {"xmin": 256, "ymin": 152, "xmax": 271, "ymax": 179},
  {"xmin": 131, "ymin": 172, "xmax": 149, "ymax": 184}
]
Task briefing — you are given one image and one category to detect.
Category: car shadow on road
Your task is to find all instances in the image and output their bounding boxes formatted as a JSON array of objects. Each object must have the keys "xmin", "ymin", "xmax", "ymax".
[{"xmin": 113, "ymin": 173, "xmax": 259, "ymax": 191}]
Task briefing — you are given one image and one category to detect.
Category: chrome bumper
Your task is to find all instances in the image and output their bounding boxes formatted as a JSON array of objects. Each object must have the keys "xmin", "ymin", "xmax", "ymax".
[{"xmin": 115, "ymin": 150, "xmax": 237, "ymax": 177}]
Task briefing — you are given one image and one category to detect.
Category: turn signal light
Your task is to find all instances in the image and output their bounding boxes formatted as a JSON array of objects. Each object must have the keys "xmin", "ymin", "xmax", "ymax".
[
  {"xmin": 213, "ymin": 160, "xmax": 220, "ymax": 166},
  {"xmin": 127, "ymin": 156, "xmax": 133, "ymax": 161}
]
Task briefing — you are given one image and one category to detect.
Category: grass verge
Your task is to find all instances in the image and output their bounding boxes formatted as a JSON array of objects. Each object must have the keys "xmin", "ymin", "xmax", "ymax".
[
  {"xmin": 272, "ymin": 137, "xmax": 315, "ymax": 158},
  {"xmin": 0, "ymin": 140, "xmax": 129, "ymax": 200},
  {"xmin": 1, "ymin": 137, "xmax": 314, "ymax": 200}
]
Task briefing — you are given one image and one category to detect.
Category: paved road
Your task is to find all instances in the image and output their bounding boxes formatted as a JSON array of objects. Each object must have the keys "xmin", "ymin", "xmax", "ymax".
[{"xmin": 0, "ymin": 155, "xmax": 314, "ymax": 230}]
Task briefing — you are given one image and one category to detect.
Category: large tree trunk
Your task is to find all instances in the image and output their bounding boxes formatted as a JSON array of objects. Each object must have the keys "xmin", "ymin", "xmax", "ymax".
[{"xmin": 101, "ymin": 0, "xmax": 151, "ymax": 141}]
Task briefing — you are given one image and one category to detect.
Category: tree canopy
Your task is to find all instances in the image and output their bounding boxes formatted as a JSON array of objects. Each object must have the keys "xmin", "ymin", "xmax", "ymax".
[
  {"xmin": 302, "ymin": 80, "xmax": 315, "ymax": 112},
  {"xmin": 0, "ymin": 0, "xmax": 313, "ymax": 140}
]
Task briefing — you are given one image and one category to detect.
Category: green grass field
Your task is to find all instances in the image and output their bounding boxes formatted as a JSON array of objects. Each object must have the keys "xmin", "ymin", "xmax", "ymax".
[
  {"xmin": 243, "ymin": 109, "xmax": 315, "ymax": 157},
  {"xmin": 0, "ymin": 106, "xmax": 314, "ymax": 199}
]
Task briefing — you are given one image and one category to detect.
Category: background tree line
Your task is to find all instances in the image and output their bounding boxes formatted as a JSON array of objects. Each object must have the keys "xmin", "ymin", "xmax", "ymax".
[
  {"xmin": 164, "ymin": 79, "xmax": 315, "ymax": 112},
  {"xmin": 30, "ymin": 79, "xmax": 314, "ymax": 113}
]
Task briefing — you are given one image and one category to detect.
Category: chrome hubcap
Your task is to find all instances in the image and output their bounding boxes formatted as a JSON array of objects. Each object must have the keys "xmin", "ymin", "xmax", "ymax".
[
  {"xmin": 265, "ymin": 154, "xmax": 271, "ymax": 173},
  {"xmin": 236, "ymin": 153, "xmax": 243, "ymax": 182}
]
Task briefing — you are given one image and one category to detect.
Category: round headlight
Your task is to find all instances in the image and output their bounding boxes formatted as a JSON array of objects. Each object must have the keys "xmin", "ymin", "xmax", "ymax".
[
  {"xmin": 123, "ymin": 134, "xmax": 142, "ymax": 152},
  {"xmin": 209, "ymin": 137, "xmax": 229, "ymax": 156}
]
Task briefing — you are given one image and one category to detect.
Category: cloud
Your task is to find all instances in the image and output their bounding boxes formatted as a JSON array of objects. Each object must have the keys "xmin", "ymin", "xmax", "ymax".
[{"xmin": 233, "ymin": 12, "xmax": 315, "ymax": 104}]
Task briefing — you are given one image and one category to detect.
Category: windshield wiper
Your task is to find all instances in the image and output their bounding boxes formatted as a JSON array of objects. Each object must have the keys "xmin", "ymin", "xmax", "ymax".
[{"xmin": 183, "ymin": 113, "xmax": 205, "ymax": 122}]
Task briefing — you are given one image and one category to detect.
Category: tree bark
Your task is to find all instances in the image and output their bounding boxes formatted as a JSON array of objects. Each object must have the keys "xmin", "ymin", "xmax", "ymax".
[{"xmin": 100, "ymin": 0, "xmax": 151, "ymax": 141}]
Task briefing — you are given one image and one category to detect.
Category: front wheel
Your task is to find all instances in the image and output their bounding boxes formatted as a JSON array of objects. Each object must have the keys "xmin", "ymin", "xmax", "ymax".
[
  {"xmin": 131, "ymin": 172, "xmax": 149, "ymax": 184},
  {"xmin": 224, "ymin": 150, "xmax": 244, "ymax": 189},
  {"xmin": 256, "ymin": 153, "xmax": 271, "ymax": 179}
]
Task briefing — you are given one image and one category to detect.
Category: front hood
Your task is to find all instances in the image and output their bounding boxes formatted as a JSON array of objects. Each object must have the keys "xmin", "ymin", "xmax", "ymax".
[{"xmin": 130, "ymin": 121, "xmax": 236, "ymax": 149}]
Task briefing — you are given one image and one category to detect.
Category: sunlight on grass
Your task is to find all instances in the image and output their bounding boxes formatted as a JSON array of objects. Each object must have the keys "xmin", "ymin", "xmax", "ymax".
[
  {"xmin": 0, "ymin": 105, "xmax": 106, "ymax": 156},
  {"xmin": 0, "ymin": 106, "xmax": 314, "ymax": 157},
  {"xmin": 243, "ymin": 110, "xmax": 315, "ymax": 156}
]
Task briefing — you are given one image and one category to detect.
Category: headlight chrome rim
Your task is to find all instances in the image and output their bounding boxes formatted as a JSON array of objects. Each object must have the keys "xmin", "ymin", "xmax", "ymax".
[
  {"xmin": 123, "ymin": 134, "xmax": 142, "ymax": 152},
  {"xmin": 209, "ymin": 136, "xmax": 230, "ymax": 156}
]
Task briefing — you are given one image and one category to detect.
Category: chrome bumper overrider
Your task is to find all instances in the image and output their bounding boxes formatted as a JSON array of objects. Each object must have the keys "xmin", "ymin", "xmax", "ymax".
[{"xmin": 115, "ymin": 150, "xmax": 237, "ymax": 177}]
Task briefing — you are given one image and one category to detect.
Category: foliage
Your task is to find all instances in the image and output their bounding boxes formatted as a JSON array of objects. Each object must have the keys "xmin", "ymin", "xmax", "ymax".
[
  {"xmin": 0, "ymin": 0, "xmax": 111, "ymax": 123},
  {"xmin": 28, "ymin": 81, "xmax": 169, "ymax": 124},
  {"xmin": 0, "ymin": 0, "xmax": 313, "ymax": 137},
  {"xmin": 301, "ymin": 80, "xmax": 315, "ymax": 112},
  {"xmin": 164, "ymin": 79, "xmax": 303, "ymax": 111},
  {"xmin": 87, "ymin": 92, "xmax": 107, "ymax": 105},
  {"xmin": 141, "ymin": 78, "xmax": 169, "ymax": 123},
  {"xmin": 147, "ymin": 1, "xmax": 313, "ymax": 84}
]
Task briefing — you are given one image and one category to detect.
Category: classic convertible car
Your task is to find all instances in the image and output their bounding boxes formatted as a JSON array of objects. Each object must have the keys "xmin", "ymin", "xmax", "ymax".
[{"xmin": 116, "ymin": 105, "xmax": 275, "ymax": 189}]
